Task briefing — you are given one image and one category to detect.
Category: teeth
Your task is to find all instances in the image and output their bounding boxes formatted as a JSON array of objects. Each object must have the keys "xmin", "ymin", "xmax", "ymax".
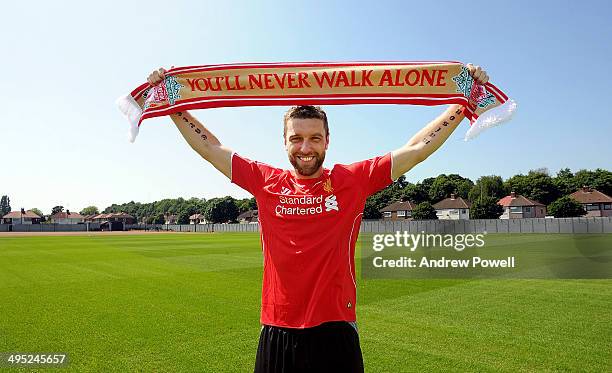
[{"xmin": 299, "ymin": 156, "xmax": 314, "ymax": 161}]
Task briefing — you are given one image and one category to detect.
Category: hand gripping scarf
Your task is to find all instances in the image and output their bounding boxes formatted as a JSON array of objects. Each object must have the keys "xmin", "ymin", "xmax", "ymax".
[{"xmin": 117, "ymin": 61, "xmax": 516, "ymax": 142}]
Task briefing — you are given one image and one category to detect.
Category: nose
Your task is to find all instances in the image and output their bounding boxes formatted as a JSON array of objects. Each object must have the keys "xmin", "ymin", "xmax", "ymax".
[{"xmin": 299, "ymin": 139, "xmax": 313, "ymax": 154}]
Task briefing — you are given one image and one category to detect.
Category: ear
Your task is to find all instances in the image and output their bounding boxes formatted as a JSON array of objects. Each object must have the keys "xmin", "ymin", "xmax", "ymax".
[{"xmin": 325, "ymin": 135, "xmax": 330, "ymax": 150}]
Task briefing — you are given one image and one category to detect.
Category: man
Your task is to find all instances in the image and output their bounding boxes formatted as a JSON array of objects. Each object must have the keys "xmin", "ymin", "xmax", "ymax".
[{"xmin": 147, "ymin": 64, "xmax": 489, "ymax": 372}]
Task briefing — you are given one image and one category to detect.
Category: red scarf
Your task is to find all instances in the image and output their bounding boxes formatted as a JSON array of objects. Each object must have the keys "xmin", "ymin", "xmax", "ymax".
[{"xmin": 118, "ymin": 61, "xmax": 515, "ymax": 142}]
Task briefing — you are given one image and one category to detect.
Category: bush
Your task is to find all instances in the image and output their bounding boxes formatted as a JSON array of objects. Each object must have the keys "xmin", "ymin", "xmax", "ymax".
[
  {"xmin": 412, "ymin": 202, "xmax": 438, "ymax": 220},
  {"xmin": 548, "ymin": 196, "xmax": 586, "ymax": 218},
  {"xmin": 205, "ymin": 197, "xmax": 239, "ymax": 223},
  {"xmin": 470, "ymin": 196, "xmax": 504, "ymax": 219}
]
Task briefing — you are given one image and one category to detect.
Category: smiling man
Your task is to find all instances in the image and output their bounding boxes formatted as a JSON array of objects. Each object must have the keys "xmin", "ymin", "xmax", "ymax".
[
  {"xmin": 148, "ymin": 64, "xmax": 488, "ymax": 373},
  {"xmin": 284, "ymin": 108, "xmax": 329, "ymax": 178}
]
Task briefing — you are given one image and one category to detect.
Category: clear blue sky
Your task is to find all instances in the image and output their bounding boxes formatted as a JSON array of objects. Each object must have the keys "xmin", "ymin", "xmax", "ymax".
[{"xmin": 1, "ymin": 0, "xmax": 610, "ymax": 214}]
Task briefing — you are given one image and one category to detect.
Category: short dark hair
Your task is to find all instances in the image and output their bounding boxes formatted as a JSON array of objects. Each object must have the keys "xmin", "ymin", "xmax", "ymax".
[{"xmin": 283, "ymin": 105, "xmax": 329, "ymax": 138}]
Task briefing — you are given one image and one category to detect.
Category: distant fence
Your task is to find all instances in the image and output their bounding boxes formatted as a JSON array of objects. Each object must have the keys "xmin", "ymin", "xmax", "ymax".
[
  {"xmin": 1, "ymin": 217, "xmax": 611, "ymax": 234},
  {"xmin": 0, "ymin": 223, "xmax": 101, "ymax": 232},
  {"xmin": 122, "ymin": 218, "xmax": 612, "ymax": 234},
  {"xmin": 124, "ymin": 224, "xmax": 213, "ymax": 232},
  {"xmin": 124, "ymin": 223, "xmax": 259, "ymax": 232},
  {"xmin": 360, "ymin": 217, "xmax": 612, "ymax": 234}
]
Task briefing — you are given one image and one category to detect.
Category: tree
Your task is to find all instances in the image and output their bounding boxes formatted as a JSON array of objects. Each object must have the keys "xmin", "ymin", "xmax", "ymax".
[
  {"xmin": 30, "ymin": 208, "xmax": 44, "ymax": 217},
  {"xmin": 51, "ymin": 206, "xmax": 64, "ymax": 215},
  {"xmin": 204, "ymin": 196, "xmax": 239, "ymax": 223},
  {"xmin": 456, "ymin": 179, "xmax": 474, "ymax": 200},
  {"xmin": 504, "ymin": 170, "xmax": 560, "ymax": 205},
  {"xmin": 103, "ymin": 197, "xmax": 206, "ymax": 224},
  {"xmin": 470, "ymin": 196, "xmax": 504, "ymax": 219},
  {"xmin": 428, "ymin": 174, "xmax": 474, "ymax": 203},
  {"xmin": 553, "ymin": 168, "xmax": 577, "ymax": 196},
  {"xmin": 80, "ymin": 206, "xmax": 99, "ymax": 216},
  {"xmin": 175, "ymin": 198, "xmax": 207, "ymax": 224},
  {"xmin": 237, "ymin": 197, "xmax": 257, "ymax": 213},
  {"xmin": 468, "ymin": 175, "xmax": 507, "ymax": 202},
  {"xmin": 447, "ymin": 174, "xmax": 474, "ymax": 199},
  {"xmin": 101, "ymin": 196, "xmax": 210, "ymax": 224},
  {"xmin": 153, "ymin": 213, "xmax": 165, "ymax": 224},
  {"xmin": 548, "ymin": 196, "xmax": 586, "ymax": 218},
  {"xmin": 574, "ymin": 169, "xmax": 612, "ymax": 196},
  {"xmin": 29, "ymin": 208, "xmax": 46, "ymax": 222},
  {"xmin": 363, "ymin": 195, "xmax": 387, "ymax": 219},
  {"xmin": 363, "ymin": 176, "xmax": 408, "ymax": 219},
  {"xmin": 177, "ymin": 210, "xmax": 192, "ymax": 224},
  {"xmin": 428, "ymin": 177, "xmax": 456, "ymax": 203},
  {"xmin": 401, "ymin": 182, "xmax": 429, "ymax": 204},
  {"xmin": 420, "ymin": 177, "xmax": 436, "ymax": 196},
  {"xmin": 363, "ymin": 197, "xmax": 383, "ymax": 219},
  {"xmin": 0, "ymin": 195, "xmax": 10, "ymax": 216},
  {"xmin": 393, "ymin": 175, "xmax": 409, "ymax": 189},
  {"xmin": 412, "ymin": 202, "xmax": 438, "ymax": 220}
]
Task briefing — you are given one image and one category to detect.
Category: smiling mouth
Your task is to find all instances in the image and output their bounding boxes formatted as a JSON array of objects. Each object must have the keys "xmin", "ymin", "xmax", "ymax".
[{"xmin": 298, "ymin": 156, "xmax": 315, "ymax": 162}]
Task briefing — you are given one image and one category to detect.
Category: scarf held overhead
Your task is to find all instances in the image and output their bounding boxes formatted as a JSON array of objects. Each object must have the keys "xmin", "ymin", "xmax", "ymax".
[{"xmin": 117, "ymin": 61, "xmax": 516, "ymax": 142}]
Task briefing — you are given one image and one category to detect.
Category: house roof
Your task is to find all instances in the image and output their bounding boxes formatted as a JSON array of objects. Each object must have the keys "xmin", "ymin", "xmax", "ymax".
[
  {"xmin": 51, "ymin": 212, "xmax": 84, "ymax": 219},
  {"xmin": 433, "ymin": 196, "xmax": 471, "ymax": 209},
  {"xmin": 570, "ymin": 188, "xmax": 612, "ymax": 204},
  {"xmin": 110, "ymin": 212, "xmax": 134, "ymax": 218},
  {"xmin": 2, "ymin": 210, "xmax": 41, "ymax": 219},
  {"xmin": 189, "ymin": 213, "xmax": 205, "ymax": 219},
  {"xmin": 238, "ymin": 210, "xmax": 258, "ymax": 219},
  {"xmin": 380, "ymin": 201, "xmax": 416, "ymax": 212},
  {"xmin": 498, "ymin": 194, "xmax": 544, "ymax": 207}
]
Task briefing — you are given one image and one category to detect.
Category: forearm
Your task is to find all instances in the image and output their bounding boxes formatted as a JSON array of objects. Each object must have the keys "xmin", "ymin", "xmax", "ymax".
[
  {"xmin": 171, "ymin": 111, "xmax": 221, "ymax": 147},
  {"xmin": 391, "ymin": 105, "xmax": 465, "ymax": 180},
  {"xmin": 171, "ymin": 111, "xmax": 232, "ymax": 178},
  {"xmin": 407, "ymin": 104, "xmax": 465, "ymax": 157}
]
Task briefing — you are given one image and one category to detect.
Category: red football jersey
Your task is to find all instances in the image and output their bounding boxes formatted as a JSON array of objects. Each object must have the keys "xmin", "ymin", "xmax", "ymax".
[{"xmin": 231, "ymin": 152, "xmax": 392, "ymax": 328}]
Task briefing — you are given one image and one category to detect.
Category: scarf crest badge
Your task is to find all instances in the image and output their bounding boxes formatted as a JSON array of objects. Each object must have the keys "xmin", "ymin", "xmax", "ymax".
[
  {"xmin": 452, "ymin": 66, "xmax": 496, "ymax": 109},
  {"xmin": 142, "ymin": 76, "xmax": 183, "ymax": 109}
]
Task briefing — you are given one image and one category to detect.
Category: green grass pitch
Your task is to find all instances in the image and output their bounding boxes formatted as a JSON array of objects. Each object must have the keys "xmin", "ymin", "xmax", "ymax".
[{"xmin": 0, "ymin": 233, "xmax": 610, "ymax": 372}]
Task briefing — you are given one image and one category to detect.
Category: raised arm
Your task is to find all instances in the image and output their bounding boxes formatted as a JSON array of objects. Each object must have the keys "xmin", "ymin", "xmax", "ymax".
[
  {"xmin": 390, "ymin": 64, "xmax": 489, "ymax": 180},
  {"xmin": 148, "ymin": 68, "xmax": 233, "ymax": 179}
]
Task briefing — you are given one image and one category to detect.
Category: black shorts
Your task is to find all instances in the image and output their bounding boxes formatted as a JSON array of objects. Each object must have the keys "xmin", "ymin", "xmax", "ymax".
[{"xmin": 254, "ymin": 321, "xmax": 364, "ymax": 373}]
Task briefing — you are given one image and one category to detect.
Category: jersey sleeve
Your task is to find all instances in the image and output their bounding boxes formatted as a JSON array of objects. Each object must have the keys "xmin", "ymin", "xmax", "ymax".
[
  {"xmin": 231, "ymin": 153, "xmax": 279, "ymax": 197},
  {"xmin": 345, "ymin": 152, "xmax": 393, "ymax": 197}
]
